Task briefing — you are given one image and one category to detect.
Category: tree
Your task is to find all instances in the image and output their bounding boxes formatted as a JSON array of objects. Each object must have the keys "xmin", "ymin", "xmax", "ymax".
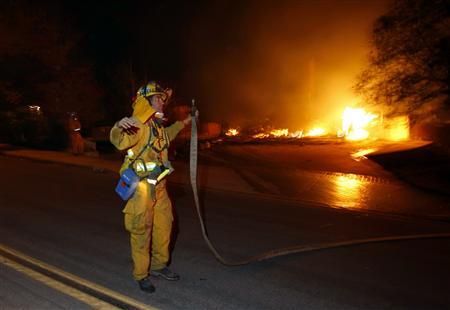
[
  {"xmin": 0, "ymin": 1, "xmax": 104, "ymax": 128},
  {"xmin": 355, "ymin": 0, "xmax": 449, "ymax": 122}
]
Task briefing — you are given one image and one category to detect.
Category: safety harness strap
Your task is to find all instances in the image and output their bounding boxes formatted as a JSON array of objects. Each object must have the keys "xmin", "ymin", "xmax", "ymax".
[
  {"xmin": 150, "ymin": 119, "xmax": 170, "ymax": 153},
  {"xmin": 127, "ymin": 127, "xmax": 153, "ymax": 170}
]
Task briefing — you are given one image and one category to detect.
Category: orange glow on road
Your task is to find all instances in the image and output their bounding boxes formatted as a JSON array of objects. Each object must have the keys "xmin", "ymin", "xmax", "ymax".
[{"xmin": 332, "ymin": 174, "xmax": 368, "ymax": 209}]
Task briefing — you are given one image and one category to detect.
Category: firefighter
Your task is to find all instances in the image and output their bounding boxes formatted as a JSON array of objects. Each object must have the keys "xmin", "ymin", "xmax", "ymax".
[
  {"xmin": 110, "ymin": 81, "xmax": 194, "ymax": 293},
  {"xmin": 67, "ymin": 112, "xmax": 84, "ymax": 155}
]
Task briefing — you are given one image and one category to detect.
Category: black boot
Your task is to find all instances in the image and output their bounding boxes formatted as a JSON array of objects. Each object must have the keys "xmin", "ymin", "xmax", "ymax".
[
  {"xmin": 150, "ymin": 267, "xmax": 180, "ymax": 281},
  {"xmin": 137, "ymin": 276, "xmax": 155, "ymax": 293}
]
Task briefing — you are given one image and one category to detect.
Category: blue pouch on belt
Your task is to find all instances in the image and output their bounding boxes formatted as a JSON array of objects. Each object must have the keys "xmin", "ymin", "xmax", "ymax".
[{"xmin": 115, "ymin": 168, "xmax": 140, "ymax": 201}]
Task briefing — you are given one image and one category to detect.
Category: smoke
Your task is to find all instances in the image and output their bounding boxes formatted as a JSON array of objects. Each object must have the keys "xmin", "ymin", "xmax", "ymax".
[{"xmin": 182, "ymin": 0, "xmax": 389, "ymax": 129}]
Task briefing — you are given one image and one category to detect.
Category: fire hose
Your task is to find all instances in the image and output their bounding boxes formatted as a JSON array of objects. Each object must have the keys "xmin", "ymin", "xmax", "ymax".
[{"xmin": 188, "ymin": 100, "xmax": 450, "ymax": 266}]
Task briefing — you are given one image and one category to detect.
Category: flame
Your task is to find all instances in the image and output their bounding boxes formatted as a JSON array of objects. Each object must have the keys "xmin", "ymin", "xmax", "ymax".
[
  {"xmin": 253, "ymin": 128, "xmax": 298, "ymax": 139},
  {"xmin": 341, "ymin": 107, "xmax": 378, "ymax": 141},
  {"xmin": 225, "ymin": 128, "xmax": 239, "ymax": 136},
  {"xmin": 253, "ymin": 133, "xmax": 270, "ymax": 139},
  {"xmin": 304, "ymin": 127, "xmax": 327, "ymax": 137},
  {"xmin": 270, "ymin": 128, "xmax": 289, "ymax": 137},
  {"xmin": 289, "ymin": 130, "xmax": 303, "ymax": 138},
  {"xmin": 225, "ymin": 105, "xmax": 408, "ymax": 143}
]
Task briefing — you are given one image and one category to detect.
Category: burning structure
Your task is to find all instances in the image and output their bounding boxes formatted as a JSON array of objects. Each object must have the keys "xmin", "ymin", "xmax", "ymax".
[{"xmin": 224, "ymin": 106, "xmax": 410, "ymax": 143}]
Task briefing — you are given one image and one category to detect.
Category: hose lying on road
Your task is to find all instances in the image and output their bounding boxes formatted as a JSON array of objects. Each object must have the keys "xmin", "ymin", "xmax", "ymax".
[{"xmin": 189, "ymin": 103, "xmax": 450, "ymax": 266}]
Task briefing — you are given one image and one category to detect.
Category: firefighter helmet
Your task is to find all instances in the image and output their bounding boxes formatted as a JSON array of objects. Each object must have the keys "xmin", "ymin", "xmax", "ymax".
[{"xmin": 136, "ymin": 81, "xmax": 167, "ymax": 101}]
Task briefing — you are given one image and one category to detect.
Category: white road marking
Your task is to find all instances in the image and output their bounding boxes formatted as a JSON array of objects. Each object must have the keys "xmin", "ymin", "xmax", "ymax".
[{"xmin": 0, "ymin": 244, "xmax": 158, "ymax": 310}]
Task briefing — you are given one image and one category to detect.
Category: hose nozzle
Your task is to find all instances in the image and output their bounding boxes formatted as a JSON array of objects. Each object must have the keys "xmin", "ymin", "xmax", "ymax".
[{"xmin": 191, "ymin": 99, "xmax": 197, "ymax": 117}]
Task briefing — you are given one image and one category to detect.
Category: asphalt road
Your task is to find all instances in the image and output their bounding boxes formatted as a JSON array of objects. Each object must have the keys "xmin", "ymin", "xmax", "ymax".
[
  {"xmin": 1, "ymin": 156, "xmax": 450, "ymax": 309},
  {"xmin": 198, "ymin": 143, "xmax": 450, "ymax": 217}
]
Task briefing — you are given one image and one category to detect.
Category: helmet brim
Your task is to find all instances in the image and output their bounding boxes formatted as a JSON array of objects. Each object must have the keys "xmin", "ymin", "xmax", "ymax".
[{"xmin": 145, "ymin": 92, "xmax": 168, "ymax": 103}]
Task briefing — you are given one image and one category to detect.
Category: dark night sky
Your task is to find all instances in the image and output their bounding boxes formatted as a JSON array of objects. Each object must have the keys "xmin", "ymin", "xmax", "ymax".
[{"xmin": 7, "ymin": 0, "xmax": 391, "ymax": 127}]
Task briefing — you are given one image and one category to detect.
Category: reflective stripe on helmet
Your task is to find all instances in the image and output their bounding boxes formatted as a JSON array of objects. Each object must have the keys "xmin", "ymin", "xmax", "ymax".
[{"xmin": 137, "ymin": 81, "xmax": 165, "ymax": 98}]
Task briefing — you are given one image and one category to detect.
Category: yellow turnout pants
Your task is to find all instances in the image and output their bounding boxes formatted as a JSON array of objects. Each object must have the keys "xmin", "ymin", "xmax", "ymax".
[{"xmin": 123, "ymin": 180, "xmax": 173, "ymax": 280}]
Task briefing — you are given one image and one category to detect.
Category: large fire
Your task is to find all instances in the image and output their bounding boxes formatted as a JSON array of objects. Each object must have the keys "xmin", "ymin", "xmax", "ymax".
[
  {"xmin": 341, "ymin": 107, "xmax": 378, "ymax": 141},
  {"xmin": 225, "ymin": 106, "xmax": 409, "ymax": 142}
]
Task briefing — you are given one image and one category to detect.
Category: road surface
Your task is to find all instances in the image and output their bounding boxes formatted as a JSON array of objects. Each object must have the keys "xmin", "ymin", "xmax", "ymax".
[{"xmin": 1, "ymin": 154, "xmax": 450, "ymax": 309}]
